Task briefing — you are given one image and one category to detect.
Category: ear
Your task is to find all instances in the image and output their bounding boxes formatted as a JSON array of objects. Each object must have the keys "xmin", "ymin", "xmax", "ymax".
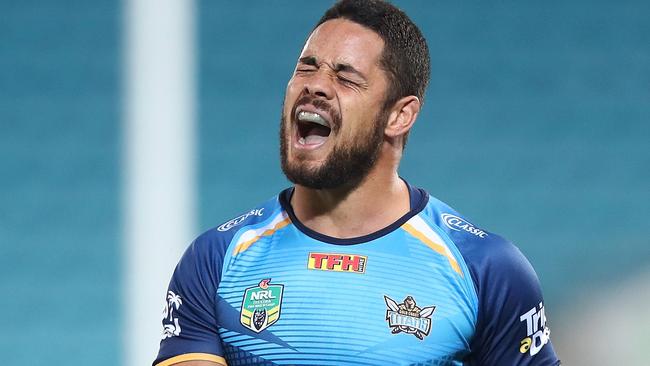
[{"xmin": 384, "ymin": 95, "xmax": 421, "ymax": 140}]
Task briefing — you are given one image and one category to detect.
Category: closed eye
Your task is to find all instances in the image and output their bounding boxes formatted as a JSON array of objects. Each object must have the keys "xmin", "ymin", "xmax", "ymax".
[
  {"xmin": 337, "ymin": 75, "xmax": 358, "ymax": 85},
  {"xmin": 296, "ymin": 56, "xmax": 319, "ymax": 73}
]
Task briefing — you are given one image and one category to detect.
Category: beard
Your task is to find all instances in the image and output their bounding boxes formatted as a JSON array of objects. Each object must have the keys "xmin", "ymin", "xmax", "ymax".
[{"xmin": 280, "ymin": 97, "xmax": 389, "ymax": 190}]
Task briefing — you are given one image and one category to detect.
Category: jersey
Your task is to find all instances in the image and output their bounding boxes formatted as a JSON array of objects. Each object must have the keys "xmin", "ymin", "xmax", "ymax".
[{"xmin": 154, "ymin": 183, "xmax": 560, "ymax": 366}]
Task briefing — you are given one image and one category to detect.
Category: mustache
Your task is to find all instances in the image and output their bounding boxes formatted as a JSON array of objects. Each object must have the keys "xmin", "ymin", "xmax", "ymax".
[{"xmin": 290, "ymin": 95, "xmax": 341, "ymax": 132}]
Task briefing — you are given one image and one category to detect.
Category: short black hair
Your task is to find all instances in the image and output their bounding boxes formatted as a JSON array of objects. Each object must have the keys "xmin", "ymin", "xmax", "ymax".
[{"xmin": 316, "ymin": 0, "xmax": 431, "ymax": 109}]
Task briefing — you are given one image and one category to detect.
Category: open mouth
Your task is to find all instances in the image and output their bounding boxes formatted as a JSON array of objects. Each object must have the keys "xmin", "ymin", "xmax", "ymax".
[{"xmin": 295, "ymin": 110, "xmax": 332, "ymax": 146}]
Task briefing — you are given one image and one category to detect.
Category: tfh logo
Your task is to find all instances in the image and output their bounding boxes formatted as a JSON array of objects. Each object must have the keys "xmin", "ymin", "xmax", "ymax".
[{"xmin": 307, "ymin": 252, "xmax": 367, "ymax": 273}]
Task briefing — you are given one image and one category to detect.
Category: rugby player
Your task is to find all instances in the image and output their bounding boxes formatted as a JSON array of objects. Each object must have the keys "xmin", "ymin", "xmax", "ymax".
[{"xmin": 154, "ymin": 0, "xmax": 561, "ymax": 365}]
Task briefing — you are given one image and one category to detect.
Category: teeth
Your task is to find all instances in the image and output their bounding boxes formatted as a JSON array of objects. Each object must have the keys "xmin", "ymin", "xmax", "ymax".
[{"xmin": 297, "ymin": 111, "xmax": 330, "ymax": 127}]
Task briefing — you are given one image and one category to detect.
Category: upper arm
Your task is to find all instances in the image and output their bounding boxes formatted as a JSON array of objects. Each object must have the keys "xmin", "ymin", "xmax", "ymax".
[
  {"xmin": 153, "ymin": 236, "xmax": 228, "ymax": 366},
  {"xmin": 467, "ymin": 240, "xmax": 560, "ymax": 365}
]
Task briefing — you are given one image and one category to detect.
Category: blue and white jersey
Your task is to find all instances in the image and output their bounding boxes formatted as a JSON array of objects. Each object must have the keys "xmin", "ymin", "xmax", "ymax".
[{"xmin": 154, "ymin": 183, "xmax": 560, "ymax": 366}]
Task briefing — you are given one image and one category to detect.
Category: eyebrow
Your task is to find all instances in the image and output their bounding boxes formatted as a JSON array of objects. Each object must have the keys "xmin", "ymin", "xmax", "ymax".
[
  {"xmin": 298, "ymin": 56, "xmax": 318, "ymax": 66},
  {"xmin": 298, "ymin": 56, "xmax": 368, "ymax": 82}
]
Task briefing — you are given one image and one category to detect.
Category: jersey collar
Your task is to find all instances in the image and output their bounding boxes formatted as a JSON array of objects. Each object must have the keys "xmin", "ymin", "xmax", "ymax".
[{"xmin": 278, "ymin": 179, "xmax": 429, "ymax": 245}]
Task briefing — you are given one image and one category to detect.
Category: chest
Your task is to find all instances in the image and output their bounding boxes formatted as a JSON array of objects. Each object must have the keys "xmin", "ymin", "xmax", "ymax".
[{"xmin": 215, "ymin": 228, "xmax": 477, "ymax": 365}]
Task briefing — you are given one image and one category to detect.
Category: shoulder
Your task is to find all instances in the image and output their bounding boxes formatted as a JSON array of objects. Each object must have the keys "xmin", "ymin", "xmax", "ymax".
[
  {"xmin": 418, "ymin": 192, "xmax": 559, "ymax": 363},
  {"xmin": 170, "ymin": 194, "xmax": 285, "ymax": 296},
  {"xmin": 421, "ymin": 194, "xmax": 557, "ymax": 362},
  {"xmin": 419, "ymin": 195, "xmax": 538, "ymax": 293},
  {"xmin": 184, "ymin": 194, "xmax": 284, "ymax": 263}
]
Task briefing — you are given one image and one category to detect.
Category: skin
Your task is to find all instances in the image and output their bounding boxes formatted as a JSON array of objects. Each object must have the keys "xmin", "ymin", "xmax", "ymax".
[
  {"xmin": 283, "ymin": 18, "xmax": 422, "ymax": 238},
  {"xmin": 165, "ymin": 18, "xmax": 422, "ymax": 366}
]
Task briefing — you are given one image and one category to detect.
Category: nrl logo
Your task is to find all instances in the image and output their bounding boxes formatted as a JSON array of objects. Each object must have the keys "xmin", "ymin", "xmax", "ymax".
[
  {"xmin": 240, "ymin": 279, "xmax": 284, "ymax": 333},
  {"xmin": 384, "ymin": 295, "xmax": 436, "ymax": 340}
]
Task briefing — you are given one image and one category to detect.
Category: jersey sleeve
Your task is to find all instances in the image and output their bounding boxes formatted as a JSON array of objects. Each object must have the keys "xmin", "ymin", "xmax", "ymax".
[
  {"xmin": 466, "ymin": 238, "xmax": 561, "ymax": 365},
  {"xmin": 153, "ymin": 234, "xmax": 227, "ymax": 366}
]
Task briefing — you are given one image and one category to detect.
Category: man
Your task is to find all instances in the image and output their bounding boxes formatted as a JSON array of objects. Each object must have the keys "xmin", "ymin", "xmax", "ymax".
[{"xmin": 154, "ymin": 0, "xmax": 561, "ymax": 365}]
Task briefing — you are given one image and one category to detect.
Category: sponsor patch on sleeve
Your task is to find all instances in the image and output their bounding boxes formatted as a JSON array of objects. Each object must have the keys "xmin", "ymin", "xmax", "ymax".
[{"xmin": 519, "ymin": 302, "xmax": 551, "ymax": 356}]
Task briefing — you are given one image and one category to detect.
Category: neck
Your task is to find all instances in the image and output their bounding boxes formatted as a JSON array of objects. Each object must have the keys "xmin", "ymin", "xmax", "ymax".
[{"xmin": 290, "ymin": 157, "xmax": 410, "ymax": 239}]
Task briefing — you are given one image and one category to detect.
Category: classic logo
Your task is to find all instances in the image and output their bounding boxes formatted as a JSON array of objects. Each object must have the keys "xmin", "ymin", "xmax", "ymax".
[
  {"xmin": 307, "ymin": 252, "xmax": 367, "ymax": 273},
  {"xmin": 240, "ymin": 279, "xmax": 284, "ymax": 333},
  {"xmin": 384, "ymin": 295, "xmax": 436, "ymax": 340},
  {"xmin": 441, "ymin": 213, "xmax": 488, "ymax": 238},
  {"xmin": 161, "ymin": 290, "xmax": 183, "ymax": 339},
  {"xmin": 519, "ymin": 302, "xmax": 551, "ymax": 356},
  {"xmin": 217, "ymin": 208, "xmax": 264, "ymax": 232}
]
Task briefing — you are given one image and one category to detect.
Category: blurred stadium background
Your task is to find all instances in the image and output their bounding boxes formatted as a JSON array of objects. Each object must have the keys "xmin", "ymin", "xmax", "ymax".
[{"xmin": 1, "ymin": 0, "xmax": 648, "ymax": 365}]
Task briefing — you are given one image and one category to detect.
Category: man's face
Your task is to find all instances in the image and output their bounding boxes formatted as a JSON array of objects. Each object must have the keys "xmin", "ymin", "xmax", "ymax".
[{"xmin": 280, "ymin": 19, "xmax": 391, "ymax": 190}]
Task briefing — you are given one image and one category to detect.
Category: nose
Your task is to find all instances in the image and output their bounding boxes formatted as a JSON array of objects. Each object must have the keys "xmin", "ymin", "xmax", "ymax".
[{"xmin": 303, "ymin": 70, "xmax": 335, "ymax": 100}]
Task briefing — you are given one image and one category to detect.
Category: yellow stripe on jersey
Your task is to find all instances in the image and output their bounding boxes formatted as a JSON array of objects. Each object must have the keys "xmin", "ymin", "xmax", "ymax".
[
  {"xmin": 233, "ymin": 217, "xmax": 291, "ymax": 255},
  {"xmin": 402, "ymin": 222, "xmax": 463, "ymax": 276},
  {"xmin": 155, "ymin": 352, "xmax": 228, "ymax": 366}
]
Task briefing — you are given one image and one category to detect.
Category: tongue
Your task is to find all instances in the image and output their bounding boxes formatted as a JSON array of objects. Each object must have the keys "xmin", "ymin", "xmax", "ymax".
[
  {"xmin": 304, "ymin": 135, "xmax": 327, "ymax": 145},
  {"xmin": 308, "ymin": 124, "xmax": 330, "ymax": 137},
  {"xmin": 302, "ymin": 123, "xmax": 330, "ymax": 145}
]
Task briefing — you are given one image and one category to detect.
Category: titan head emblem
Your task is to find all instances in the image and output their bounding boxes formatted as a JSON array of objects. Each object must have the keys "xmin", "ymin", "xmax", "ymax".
[{"xmin": 384, "ymin": 295, "xmax": 436, "ymax": 340}]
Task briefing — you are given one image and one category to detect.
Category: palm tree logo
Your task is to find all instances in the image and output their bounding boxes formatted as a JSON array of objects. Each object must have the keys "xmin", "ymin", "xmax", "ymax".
[
  {"xmin": 161, "ymin": 291, "xmax": 183, "ymax": 339},
  {"xmin": 166, "ymin": 291, "xmax": 183, "ymax": 321}
]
